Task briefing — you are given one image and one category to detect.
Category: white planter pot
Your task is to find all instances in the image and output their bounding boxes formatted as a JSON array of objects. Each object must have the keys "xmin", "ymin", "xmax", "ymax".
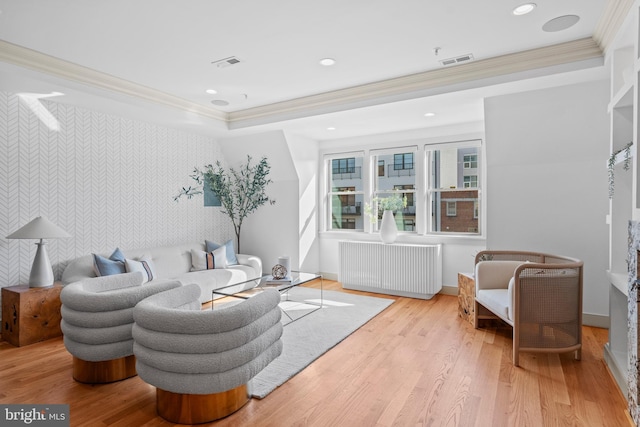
[{"xmin": 379, "ymin": 210, "xmax": 398, "ymax": 244}]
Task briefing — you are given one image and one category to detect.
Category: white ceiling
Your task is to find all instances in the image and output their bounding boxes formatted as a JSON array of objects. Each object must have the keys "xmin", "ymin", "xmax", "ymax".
[{"xmin": 0, "ymin": 0, "xmax": 615, "ymax": 141}]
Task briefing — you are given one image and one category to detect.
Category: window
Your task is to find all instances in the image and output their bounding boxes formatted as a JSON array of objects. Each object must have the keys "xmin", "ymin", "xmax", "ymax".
[
  {"xmin": 393, "ymin": 153, "xmax": 413, "ymax": 170},
  {"xmin": 327, "ymin": 154, "xmax": 364, "ymax": 230},
  {"xmin": 373, "ymin": 149, "xmax": 416, "ymax": 232},
  {"xmin": 427, "ymin": 142, "xmax": 481, "ymax": 234},
  {"xmin": 323, "ymin": 140, "xmax": 482, "ymax": 236},
  {"xmin": 403, "ymin": 219, "xmax": 415, "ymax": 231},
  {"xmin": 334, "ymin": 187, "xmax": 358, "ymax": 214},
  {"xmin": 394, "ymin": 185, "xmax": 415, "ymax": 215},
  {"xmin": 464, "ymin": 175, "xmax": 478, "ymax": 188},
  {"xmin": 446, "ymin": 201, "xmax": 457, "ymax": 216},
  {"xmin": 340, "ymin": 218, "xmax": 356, "ymax": 229},
  {"xmin": 332, "ymin": 158, "xmax": 356, "ymax": 175},
  {"xmin": 463, "ymin": 154, "xmax": 478, "ymax": 169}
]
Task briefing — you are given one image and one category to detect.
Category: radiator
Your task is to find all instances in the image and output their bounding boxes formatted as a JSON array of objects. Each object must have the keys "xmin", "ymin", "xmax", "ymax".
[{"xmin": 338, "ymin": 241, "xmax": 442, "ymax": 299}]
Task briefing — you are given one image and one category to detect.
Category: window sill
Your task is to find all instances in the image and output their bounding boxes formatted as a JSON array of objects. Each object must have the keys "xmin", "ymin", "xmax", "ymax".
[{"xmin": 319, "ymin": 230, "xmax": 486, "ymax": 245}]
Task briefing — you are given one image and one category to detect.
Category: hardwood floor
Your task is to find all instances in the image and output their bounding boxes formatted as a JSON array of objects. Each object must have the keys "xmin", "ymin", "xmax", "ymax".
[{"xmin": 0, "ymin": 280, "xmax": 632, "ymax": 426}]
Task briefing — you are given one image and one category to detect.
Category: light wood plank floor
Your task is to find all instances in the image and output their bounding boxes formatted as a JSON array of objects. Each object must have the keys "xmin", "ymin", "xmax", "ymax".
[{"xmin": 0, "ymin": 280, "xmax": 632, "ymax": 426}]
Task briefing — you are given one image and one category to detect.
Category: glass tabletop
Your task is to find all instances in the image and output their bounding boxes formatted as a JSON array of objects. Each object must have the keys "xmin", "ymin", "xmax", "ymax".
[
  {"xmin": 212, "ymin": 271, "xmax": 321, "ymax": 298},
  {"xmin": 211, "ymin": 271, "xmax": 323, "ymax": 325}
]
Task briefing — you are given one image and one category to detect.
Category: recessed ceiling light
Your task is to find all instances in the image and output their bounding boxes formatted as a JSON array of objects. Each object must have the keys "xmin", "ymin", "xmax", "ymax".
[
  {"xmin": 424, "ymin": 112, "xmax": 436, "ymax": 117},
  {"xmin": 513, "ymin": 3, "xmax": 536, "ymax": 15},
  {"xmin": 327, "ymin": 127, "xmax": 336, "ymax": 131},
  {"xmin": 205, "ymin": 89, "xmax": 218, "ymax": 95},
  {"xmin": 319, "ymin": 58, "xmax": 336, "ymax": 66},
  {"xmin": 211, "ymin": 100, "xmax": 229, "ymax": 106},
  {"xmin": 542, "ymin": 15, "xmax": 580, "ymax": 32}
]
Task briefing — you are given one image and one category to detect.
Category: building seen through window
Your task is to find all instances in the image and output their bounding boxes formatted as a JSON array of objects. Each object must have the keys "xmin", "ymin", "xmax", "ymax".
[
  {"xmin": 430, "ymin": 145, "xmax": 480, "ymax": 233},
  {"xmin": 332, "ymin": 158, "xmax": 355, "ymax": 174},
  {"xmin": 328, "ymin": 156, "xmax": 364, "ymax": 230},
  {"xmin": 326, "ymin": 141, "xmax": 481, "ymax": 235},
  {"xmin": 374, "ymin": 151, "xmax": 416, "ymax": 231}
]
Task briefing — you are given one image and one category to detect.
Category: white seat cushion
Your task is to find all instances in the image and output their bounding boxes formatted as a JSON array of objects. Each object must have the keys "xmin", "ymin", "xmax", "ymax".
[{"xmin": 476, "ymin": 288, "xmax": 512, "ymax": 324}]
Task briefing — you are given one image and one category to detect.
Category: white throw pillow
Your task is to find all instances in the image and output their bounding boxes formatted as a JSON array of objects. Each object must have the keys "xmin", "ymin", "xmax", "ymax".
[
  {"xmin": 191, "ymin": 248, "xmax": 227, "ymax": 271},
  {"xmin": 212, "ymin": 246, "xmax": 228, "ymax": 269},
  {"xmin": 125, "ymin": 255, "xmax": 156, "ymax": 283}
]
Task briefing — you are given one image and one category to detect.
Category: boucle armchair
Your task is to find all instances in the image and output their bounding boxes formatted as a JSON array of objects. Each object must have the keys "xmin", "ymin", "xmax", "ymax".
[
  {"xmin": 60, "ymin": 272, "xmax": 182, "ymax": 383},
  {"xmin": 132, "ymin": 283, "xmax": 283, "ymax": 424},
  {"xmin": 474, "ymin": 250, "xmax": 583, "ymax": 366}
]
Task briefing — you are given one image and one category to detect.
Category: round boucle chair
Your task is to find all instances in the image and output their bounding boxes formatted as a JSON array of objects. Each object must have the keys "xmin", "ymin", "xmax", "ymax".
[
  {"xmin": 60, "ymin": 272, "xmax": 182, "ymax": 383},
  {"xmin": 132, "ymin": 283, "xmax": 283, "ymax": 424}
]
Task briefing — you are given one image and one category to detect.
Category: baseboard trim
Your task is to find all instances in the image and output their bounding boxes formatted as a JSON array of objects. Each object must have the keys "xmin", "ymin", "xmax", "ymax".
[
  {"xmin": 321, "ymin": 272, "xmax": 338, "ymax": 281},
  {"xmin": 583, "ymin": 313, "xmax": 609, "ymax": 328},
  {"xmin": 328, "ymin": 277, "xmax": 610, "ymax": 328},
  {"xmin": 342, "ymin": 283, "xmax": 438, "ymax": 300},
  {"xmin": 604, "ymin": 343, "xmax": 628, "ymax": 397},
  {"xmin": 440, "ymin": 285, "xmax": 458, "ymax": 296}
]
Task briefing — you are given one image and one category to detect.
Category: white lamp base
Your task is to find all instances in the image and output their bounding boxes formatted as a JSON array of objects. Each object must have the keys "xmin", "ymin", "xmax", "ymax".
[{"xmin": 29, "ymin": 240, "xmax": 54, "ymax": 287}]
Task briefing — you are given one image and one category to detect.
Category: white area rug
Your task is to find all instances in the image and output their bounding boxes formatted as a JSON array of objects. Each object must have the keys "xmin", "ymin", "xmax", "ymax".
[{"xmin": 250, "ymin": 287, "xmax": 394, "ymax": 399}]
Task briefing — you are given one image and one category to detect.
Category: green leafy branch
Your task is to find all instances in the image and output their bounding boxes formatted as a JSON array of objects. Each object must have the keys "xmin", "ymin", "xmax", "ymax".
[
  {"xmin": 175, "ymin": 155, "xmax": 273, "ymax": 252},
  {"xmin": 364, "ymin": 195, "xmax": 407, "ymax": 224}
]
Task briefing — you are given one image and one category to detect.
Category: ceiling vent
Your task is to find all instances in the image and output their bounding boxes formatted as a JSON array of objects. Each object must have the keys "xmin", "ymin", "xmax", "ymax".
[
  {"xmin": 212, "ymin": 56, "xmax": 242, "ymax": 68},
  {"xmin": 440, "ymin": 53, "xmax": 474, "ymax": 66}
]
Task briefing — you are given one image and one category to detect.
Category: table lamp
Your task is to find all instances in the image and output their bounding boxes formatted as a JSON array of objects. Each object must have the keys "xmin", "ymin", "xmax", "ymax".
[{"xmin": 6, "ymin": 216, "xmax": 71, "ymax": 287}]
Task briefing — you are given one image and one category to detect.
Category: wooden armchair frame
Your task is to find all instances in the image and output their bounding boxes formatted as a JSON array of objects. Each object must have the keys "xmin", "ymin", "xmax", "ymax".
[{"xmin": 474, "ymin": 250, "xmax": 583, "ymax": 366}]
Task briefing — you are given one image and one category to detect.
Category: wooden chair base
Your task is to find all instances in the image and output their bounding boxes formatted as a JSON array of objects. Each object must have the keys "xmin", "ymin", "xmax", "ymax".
[
  {"xmin": 72, "ymin": 355, "xmax": 137, "ymax": 384},
  {"xmin": 156, "ymin": 384, "xmax": 249, "ymax": 424}
]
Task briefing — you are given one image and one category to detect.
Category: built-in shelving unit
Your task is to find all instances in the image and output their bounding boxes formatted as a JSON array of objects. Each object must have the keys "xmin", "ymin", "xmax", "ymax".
[{"xmin": 605, "ymin": 2, "xmax": 640, "ymax": 421}]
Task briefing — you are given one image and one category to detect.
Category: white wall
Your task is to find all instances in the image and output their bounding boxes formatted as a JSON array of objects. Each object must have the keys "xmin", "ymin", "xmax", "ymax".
[
  {"xmin": 484, "ymin": 79, "xmax": 610, "ymax": 319},
  {"xmin": 218, "ymin": 130, "xmax": 300, "ymax": 273},
  {"xmin": 0, "ymin": 92, "xmax": 233, "ymax": 292},
  {"xmin": 284, "ymin": 131, "xmax": 320, "ymax": 273}
]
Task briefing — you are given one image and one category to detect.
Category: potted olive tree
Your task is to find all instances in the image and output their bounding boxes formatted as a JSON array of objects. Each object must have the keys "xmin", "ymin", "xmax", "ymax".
[{"xmin": 175, "ymin": 155, "xmax": 273, "ymax": 252}]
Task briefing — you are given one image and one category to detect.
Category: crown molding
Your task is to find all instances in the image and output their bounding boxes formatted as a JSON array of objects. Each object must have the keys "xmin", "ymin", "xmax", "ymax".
[
  {"xmin": 228, "ymin": 38, "xmax": 603, "ymax": 124},
  {"xmin": 0, "ymin": 36, "xmax": 603, "ymax": 130},
  {"xmin": 0, "ymin": 40, "xmax": 229, "ymax": 123},
  {"xmin": 593, "ymin": 0, "xmax": 634, "ymax": 51}
]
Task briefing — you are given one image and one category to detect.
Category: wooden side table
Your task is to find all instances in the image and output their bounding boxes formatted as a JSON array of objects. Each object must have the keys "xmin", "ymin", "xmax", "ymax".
[
  {"xmin": 2, "ymin": 283, "xmax": 63, "ymax": 346},
  {"xmin": 457, "ymin": 273, "xmax": 475, "ymax": 325}
]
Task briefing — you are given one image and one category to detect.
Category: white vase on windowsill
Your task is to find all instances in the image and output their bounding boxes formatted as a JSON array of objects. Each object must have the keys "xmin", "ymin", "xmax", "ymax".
[{"xmin": 379, "ymin": 210, "xmax": 398, "ymax": 244}]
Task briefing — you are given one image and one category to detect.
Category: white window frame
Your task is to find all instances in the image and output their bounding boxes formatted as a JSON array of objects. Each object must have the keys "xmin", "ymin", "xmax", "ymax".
[
  {"xmin": 324, "ymin": 151, "xmax": 366, "ymax": 232},
  {"xmin": 370, "ymin": 146, "xmax": 418, "ymax": 233},
  {"xmin": 446, "ymin": 201, "xmax": 457, "ymax": 216},
  {"xmin": 463, "ymin": 154, "xmax": 478, "ymax": 169},
  {"xmin": 463, "ymin": 175, "xmax": 478, "ymax": 188},
  {"xmin": 321, "ymin": 139, "xmax": 484, "ymax": 239},
  {"xmin": 425, "ymin": 139, "xmax": 482, "ymax": 235}
]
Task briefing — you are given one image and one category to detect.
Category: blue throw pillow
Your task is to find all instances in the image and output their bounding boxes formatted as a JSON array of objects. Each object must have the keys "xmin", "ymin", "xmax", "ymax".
[
  {"xmin": 205, "ymin": 239, "xmax": 238, "ymax": 266},
  {"xmin": 93, "ymin": 247, "xmax": 126, "ymax": 276}
]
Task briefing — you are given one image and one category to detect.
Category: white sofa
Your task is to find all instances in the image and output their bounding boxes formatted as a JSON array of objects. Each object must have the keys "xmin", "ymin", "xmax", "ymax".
[{"xmin": 61, "ymin": 242, "xmax": 262, "ymax": 304}]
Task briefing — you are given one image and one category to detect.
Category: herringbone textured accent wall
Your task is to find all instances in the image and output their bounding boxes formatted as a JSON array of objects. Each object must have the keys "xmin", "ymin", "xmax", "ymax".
[{"xmin": 0, "ymin": 92, "xmax": 233, "ymax": 290}]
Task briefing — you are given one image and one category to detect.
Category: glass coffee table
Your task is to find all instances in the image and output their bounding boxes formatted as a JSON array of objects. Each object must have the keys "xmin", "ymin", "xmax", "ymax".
[{"xmin": 212, "ymin": 271, "xmax": 323, "ymax": 325}]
